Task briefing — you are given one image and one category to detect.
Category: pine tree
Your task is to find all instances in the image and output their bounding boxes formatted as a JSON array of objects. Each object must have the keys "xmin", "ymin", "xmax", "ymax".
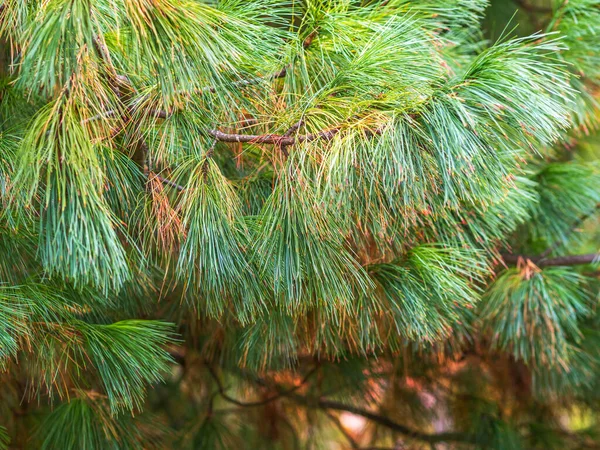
[{"xmin": 0, "ymin": 0, "xmax": 599, "ymax": 448}]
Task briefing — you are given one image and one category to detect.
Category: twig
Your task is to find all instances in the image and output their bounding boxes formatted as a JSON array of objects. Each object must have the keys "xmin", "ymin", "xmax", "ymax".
[
  {"xmin": 283, "ymin": 120, "xmax": 305, "ymax": 137},
  {"xmin": 312, "ymin": 398, "xmax": 470, "ymax": 445},
  {"xmin": 502, "ymin": 253, "xmax": 599, "ymax": 267},
  {"xmin": 208, "ymin": 123, "xmax": 386, "ymax": 147},
  {"xmin": 206, "ymin": 364, "xmax": 317, "ymax": 408},
  {"xmin": 325, "ymin": 412, "xmax": 360, "ymax": 449},
  {"xmin": 152, "ymin": 174, "xmax": 185, "ymax": 191},
  {"xmin": 303, "ymin": 30, "xmax": 318, "ymax": 49},
  {"xmin": 208, "ymin": 127, "xmax": 340, "ymax": 146},
  {"xmin": 81, "ymin": 109, "xmax": 119, "ymax": 124},
  {"xmin": 279, "ymin": 119, "xmax": 305, "ymax": 157}
]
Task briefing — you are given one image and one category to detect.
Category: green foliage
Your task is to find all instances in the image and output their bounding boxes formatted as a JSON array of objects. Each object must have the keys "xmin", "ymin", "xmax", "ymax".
[
  {"xmin": 369, "ymin": 246, "xmax": 485, "ymax": 343},
  {"xmin": 0, "ymin": 426, "xmax": 8, "ymax": 450},
  {"xmin": 14, "ymin": 97, "xmax": 130, "ymax": 291},
  {"xmin": 181, "ymin": 416, "xmax": 241, "ymax": 450},
  {"xmin": 18, "ymin": 0, "xmax": 99, "ymax": 95},
  {"xmin": 0, "ymin": 0, "xmax": 600, "ymax": 448},
  {"xmin": 0, "ymin": 288, "xmax": 27, "ymax": 365},
  {"xmin": 0, "ymin": 283, "xmax": 175, "ymax": 413},
  {"xmin": 553, "ymin": 0, "xmax": 600, "ymax": 81},
  {"xmin": 34, "ymin": 393, "xmax": 162, "ymax": 450},
  {"xmin": 116, "ymin": 0, "xmax": 283, "ymax": 105},
  {"xmin": 253, "ymin": 155, "xmax": 372, "ymax": 315},
  {"xmin": 78, "ymin": 321, "xmax": 176, "ymax": 412},
  {"xmin": 238, "ymin": 310, "xmax": 299, "ymax": 369},
  {"xmin": 480, "ymin": 267, "xmax": 591, "ymax": 368},
  {"xmin": 530, "ymin": 162, "xmax": 600, "ymax": 250},
  {"xmin": 176, "ymin": 156, "xmax": 264, "ymax": 322}
]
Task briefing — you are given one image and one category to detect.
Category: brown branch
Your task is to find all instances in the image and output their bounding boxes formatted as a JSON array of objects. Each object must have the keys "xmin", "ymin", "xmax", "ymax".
[
  {"xmin": 279, "ymin": 120, "xmax": 305, "ymax": 157},
  {"xmin": 208, "ymin": 124, "xmax": 385, "ymax": 148},
  {"xmin": 310, "ymin": 398, "xmax": 470, "ymax": 445},
  {"xmin": 206, "ymin": 364, "xmax": 317, "ymax": 408},
  {"xmin": 237, "ymin": 369, "xmax": 472, "ymax": 446},
  {"xmin": 502, "ymin": 253, "xmax": 599, "ymax": 267},
  {"xmin": 326, "ymin": 412, "xmax": 360, "ymax": 449},
  {"xmin": 303, "ymin": 30, "xmax": 318, "ymax": 49},
  {"xmin": 208, "ymin": 127, "xmax": 340, "ymax": 146},
  {"xmin": 272, "ymin": 66, "xmax": 288, "ymax": 79},
  {"xmin": 153, "ymin": 174, "xmax": 185, "ymax": 191},
  {"xmin": 283, "ymin": 120, "xmax": 304, "ymax": 137}
]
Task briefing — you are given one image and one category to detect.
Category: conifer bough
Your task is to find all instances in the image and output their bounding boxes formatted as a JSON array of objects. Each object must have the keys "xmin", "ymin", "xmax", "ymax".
[{"xmin": 0, "ymin": 0, "xmax": 600, "ymax": 448}]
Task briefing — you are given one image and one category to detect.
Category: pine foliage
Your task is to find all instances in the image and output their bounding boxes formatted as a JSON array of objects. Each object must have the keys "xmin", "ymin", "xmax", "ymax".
[{"xmin": 0, "ymin": 0, "xmax": 599, "ymax": 448}]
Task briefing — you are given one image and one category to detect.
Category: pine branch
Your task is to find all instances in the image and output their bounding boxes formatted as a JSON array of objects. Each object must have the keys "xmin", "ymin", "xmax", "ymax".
[
  {"xmin": 303, "ymin": 30, "xmax": 318, "ymax": 49},
  {"xmin": 240, "ymin": 370, "xmax": 472, "ymax": 445},
  {"xmin": 282, "ymin": 120, "xmax": 304, "ymax": 137},
  {"xmin": 208, "ymin": 125, "xmax": 385, "ymax": 148},
  {"xmin": 502, "ymin": 253, "xmax": 599, "ymax": 267},
  {"xmin": 208, "ymin": 127, "xmax": 340, "ymax": 146}
]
